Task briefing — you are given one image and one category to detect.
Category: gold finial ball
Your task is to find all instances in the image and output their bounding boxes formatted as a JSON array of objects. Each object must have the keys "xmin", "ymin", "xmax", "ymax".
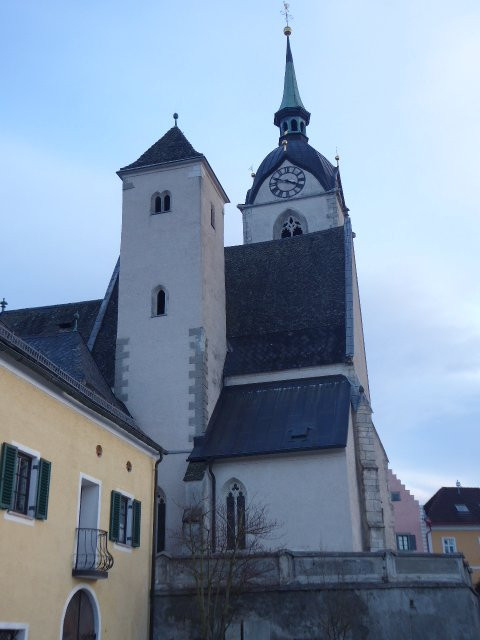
[{"xmin": 284, "ymin": 25, "xmax": 292, "ymax": 36}]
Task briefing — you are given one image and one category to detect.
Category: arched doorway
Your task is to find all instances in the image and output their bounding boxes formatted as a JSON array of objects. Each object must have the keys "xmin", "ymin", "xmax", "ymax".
[{"xmin": 62, "ymin": 588, "xmax": 97, "ymax": 640}]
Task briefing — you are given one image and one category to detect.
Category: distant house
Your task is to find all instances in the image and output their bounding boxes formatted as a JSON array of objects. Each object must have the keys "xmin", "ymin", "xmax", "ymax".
[
  {"xmin": 424, "ymin": 486, "xmax": 480, "ymax": 587},
  {"xmin": 388, "ymin": 470, "xmax": 427, "ymax": 552}
]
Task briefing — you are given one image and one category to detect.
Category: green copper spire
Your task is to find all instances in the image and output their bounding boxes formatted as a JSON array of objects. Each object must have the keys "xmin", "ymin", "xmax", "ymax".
[
  {"xmin": 274, "ymin": 28, "xmax": 310, "ymax": 142},
  {"xmin": 278, "ymin": 36, "xmax": 305, "ymax": 111}
]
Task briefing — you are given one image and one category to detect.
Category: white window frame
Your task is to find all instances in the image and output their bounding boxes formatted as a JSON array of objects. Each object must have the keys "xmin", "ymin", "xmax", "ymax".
[
  {"xmin": 442, "ymin": 536, "xmax": 457, "ymax": 554},
  {"xmin": 0, "ymin": 623, "xmax": 29, "ymax": 639},
  {"xmin": 4, "ymin": 441, "xmax": 41, "ymax": 526}
]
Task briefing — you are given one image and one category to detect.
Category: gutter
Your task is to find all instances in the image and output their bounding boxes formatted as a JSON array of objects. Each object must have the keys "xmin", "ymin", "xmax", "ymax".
[
  {"xmin": 149, "ymin": 452, "xmax": 163, "ymax": 640},
  {"xmin": 208, "ymin": 461, "xmax": 216, "ymax": 552}
]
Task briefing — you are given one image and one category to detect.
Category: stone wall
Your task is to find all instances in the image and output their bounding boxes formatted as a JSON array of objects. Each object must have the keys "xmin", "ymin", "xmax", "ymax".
[{"xmin": 153, "ymin": 551, "xmax": 480, "ymax": 639}]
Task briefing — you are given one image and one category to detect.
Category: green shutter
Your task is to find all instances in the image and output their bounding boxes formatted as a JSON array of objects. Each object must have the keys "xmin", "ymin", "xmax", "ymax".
[
  {"xmin": 35, "ymin": 458, "xmax": 51, "ymax": 520},
  {"xmin": 131, "ymin": 499, "xmax": 141, "ymax": 548},
  {"xmin": 0, "ymin": 443, "xmax": 18, "ymax": 510},
  {"xmin": 109, "ymin": 490, "xmax": 121, "ymax": 542}
]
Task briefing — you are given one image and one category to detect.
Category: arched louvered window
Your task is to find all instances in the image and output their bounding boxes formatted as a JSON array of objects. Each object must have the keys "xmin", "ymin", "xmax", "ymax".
[
  {"xmin": 282, "ymin": 122, "xmax": 288, "ymax": 133},
  {"xmin": 300, "ymin": 121, "xmax": 305, "ymax": 133},
  {"xmin": 225, "ymin": 480, "xmax": 246, "ymax": 550},
  {"xmin": 281, "ymin": 216, "xmax": 303, "ymax": 238},
  {"xmin": 291, "ymin": 119, "xmax": 298, "ymax": 131},
  {"xmin": 151, "ymin": 191, "xmax": 172, "ymax": 214}
]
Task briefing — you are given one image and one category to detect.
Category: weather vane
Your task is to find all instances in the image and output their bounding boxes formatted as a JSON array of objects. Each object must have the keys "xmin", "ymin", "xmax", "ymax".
[{"xmin": 281, "ymin": 2, "xmax": 292, "ymax": 27}]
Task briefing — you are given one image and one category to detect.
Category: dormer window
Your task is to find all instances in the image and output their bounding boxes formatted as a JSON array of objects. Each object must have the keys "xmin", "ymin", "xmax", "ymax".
[
  {"xmin": 455, "ymin": 504, "xmax": 469, "ymax": 513},
  {"xmin": 151, "ymin": 191, "xmax": 172, "ymax": 215},
  {"xmin": 152, "ymin": 287, "xmax": 167, "ymax": 316}
]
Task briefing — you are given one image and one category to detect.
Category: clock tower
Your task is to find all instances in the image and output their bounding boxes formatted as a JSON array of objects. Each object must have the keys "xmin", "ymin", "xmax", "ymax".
[{"xmin": 238, "ymin": 28, "xmax": 347, "ymax": 244}]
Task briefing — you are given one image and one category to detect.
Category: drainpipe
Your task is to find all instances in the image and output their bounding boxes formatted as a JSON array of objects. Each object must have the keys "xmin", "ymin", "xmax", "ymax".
[
  {"xmin": 208, "ymin": 460, "xmax": 216, "ymax": 552},
  {"xmin": 149, "ymin": 451, "xmax": 163, "ymax": 640}
]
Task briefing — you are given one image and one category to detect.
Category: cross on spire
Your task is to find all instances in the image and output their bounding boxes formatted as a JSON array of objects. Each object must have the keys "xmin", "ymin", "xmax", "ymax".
[{"xmin": 0, "ymin": 298, "xmax": 7, "ymax": 312}]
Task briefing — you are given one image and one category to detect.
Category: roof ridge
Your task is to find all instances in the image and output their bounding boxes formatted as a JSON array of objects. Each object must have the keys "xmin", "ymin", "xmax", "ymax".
[{"xmin": 1, "ymin": 299, "xmax": 101, "ymax": 314}]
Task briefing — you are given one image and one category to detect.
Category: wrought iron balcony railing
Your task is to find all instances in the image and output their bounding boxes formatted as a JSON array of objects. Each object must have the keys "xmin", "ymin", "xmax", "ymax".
[{"xmin": 72, "ymin": 528, "xmax": 114, "ymax": 579}]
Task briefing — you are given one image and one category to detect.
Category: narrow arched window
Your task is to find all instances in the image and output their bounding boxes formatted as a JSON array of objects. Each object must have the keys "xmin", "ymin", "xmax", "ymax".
[
  {"xmin": 156, "ymin": 489, "xmax": 166, "ymax": 553},
  {"xmin": 291, "ymin": 119, "xmax": 298, "ymax": 132},
  {"xmin": 154, "ymin": 196, "xmax": 162, "ymax": 213},
  {"xmin": 281, "ymin": 216, "xmax": 303, "ymax": 238},
  {"xmin": 164, "ymin": 194, "xmax": 171, "ymax": 212},
  {"xmin": 282, "ymin": 122, "xmax": 288, "ymax": 133},
  {"xmin": 225, "ymin": 481, "xmax": 246, "ymax": 550},
  {"xmin": 300, "ymin": 121, "xmax": 305, "ymax": 133},
  {"xmin": 156, "ymin": 289, "xmax": 166, "ymax": 315}
]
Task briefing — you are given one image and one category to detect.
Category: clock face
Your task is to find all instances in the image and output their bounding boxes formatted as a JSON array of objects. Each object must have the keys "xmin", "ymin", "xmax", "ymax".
[{"xmin": 269, "ymin": 165, "xmax": 306, "ymax": 198}]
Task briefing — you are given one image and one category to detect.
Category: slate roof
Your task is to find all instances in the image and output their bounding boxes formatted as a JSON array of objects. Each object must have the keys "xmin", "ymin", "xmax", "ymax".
[
  {"xmin": 23, "ymin": 332, "xmax": 121, "ymax": 408},
  {"xmin": 189, "ymin": 375, "xmax": 351, "ymax": 461},
  {"xmin": 246, "ymin": 138, "xmax": 338, "ymax": 204},
  {"xmin": 424, "ymin": 487, "xmax": 480, "ymax": 526},
  {"xmin": 120, "ymin": 126, "xmax": 203, "ymax": 172},
  {"xmin": 224, "ymin": 227, "xmax": 346, "ymax": 376},
  {"xmin": 1, "ymin": 300, "xmax": 101, "ymax": 341}
]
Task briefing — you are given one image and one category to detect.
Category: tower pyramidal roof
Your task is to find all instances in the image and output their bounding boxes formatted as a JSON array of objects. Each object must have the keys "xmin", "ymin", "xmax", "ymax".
[{"xmin": 120, "ymin": 125, "xmax": 202, "ymax": 172}]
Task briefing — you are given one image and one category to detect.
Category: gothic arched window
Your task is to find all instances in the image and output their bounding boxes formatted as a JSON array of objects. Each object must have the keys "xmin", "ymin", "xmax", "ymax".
[
  {"xmin": 225, "ymin": 480, "xmax": 246, "ymax": 550},
  {"xmin": 300, "ymin": 121, "xmax": 305, "ymax": 133},
  {"xmin": 163, "ymin": 193, "xmax": 171, "ymax": 212},
  {"xmin": 152, "ymin": 286, "xmax": 167, "ymax": 316},
  {"xmin": 291, "ymin": 119, "xmax": 298, "ymax": 132},
  {"xmin": 281, "ymin": 216, "xmax": 303, "ymax": 238},
  {"xmin": 282, "ymin": 122, "xmax": 288, "ymax": 133},
  {"xmin": 154, "ymin": 195, "xmax": 162, "ymax": 213}
]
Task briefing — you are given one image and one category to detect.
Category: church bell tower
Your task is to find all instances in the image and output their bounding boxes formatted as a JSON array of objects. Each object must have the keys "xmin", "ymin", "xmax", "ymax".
[{"xmin": 239, "ymin": 27, "xmax": 347, "ymax": 244}]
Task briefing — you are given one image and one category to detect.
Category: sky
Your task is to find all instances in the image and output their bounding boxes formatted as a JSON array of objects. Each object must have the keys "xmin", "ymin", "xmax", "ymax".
[{"xmin": 1, "ymin": 0, "xmax": 479, "ymax": 503}]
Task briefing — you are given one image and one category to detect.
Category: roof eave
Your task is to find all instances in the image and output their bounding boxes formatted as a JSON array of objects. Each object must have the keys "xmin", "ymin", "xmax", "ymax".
[{"xmin": 117, "ymin": 155, "xmax": 230, "ymax": 203}]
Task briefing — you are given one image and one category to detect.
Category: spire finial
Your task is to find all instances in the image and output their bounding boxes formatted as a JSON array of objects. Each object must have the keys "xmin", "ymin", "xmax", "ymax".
[
  {"xmin": 173, "ymin": 113, "xmax": 178, "ymax": 127},
  {"xmin": 281, "ymin": 2, "xmax": 292, "ymax": 29},
  {"xmin": 0, "ymin": 298, "xmax": 7, "ymax": 312},
  {"xmin": 335, "ymin": 148, "xmax": 340, "ymax": 166}
]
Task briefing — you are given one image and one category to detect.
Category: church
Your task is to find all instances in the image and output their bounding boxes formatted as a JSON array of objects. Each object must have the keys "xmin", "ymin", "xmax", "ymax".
[
  {"xmin": 3, "ymin": 22, "xmax": 480, "ymax": 640},
  {"xmin": 2, "ymin": 26, "xmax": 393, "ymax": 557}
]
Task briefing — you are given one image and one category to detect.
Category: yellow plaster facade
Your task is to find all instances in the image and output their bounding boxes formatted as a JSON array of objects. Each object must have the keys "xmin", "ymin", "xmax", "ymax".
[
  {"xmin": 0, "ymin": 357, "xmax": 158, "ymax": 639},
  {"xmin": 430, "ymin": 528, "xmax": 480, "ymax": 586}
]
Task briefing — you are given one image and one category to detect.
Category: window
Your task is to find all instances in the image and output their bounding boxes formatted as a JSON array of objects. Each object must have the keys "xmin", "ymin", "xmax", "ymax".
[
  {"xmin": 455, "ymin": 504, "xmax": 469, "ymax": 512},
  {"xmin": 109, "ymin": 490, "xmax": 141, "ymax": 548},
  {"xmin": 0, "ymin": 442, "xmax": 51, "ymax": 520},
  {"xmin": 442, "ymin": 537, "xmax": 457, "ymax": 554},
  {"xmin": 282, "ymin": 122, "xmax": 288, "ymax": 133},
  {"xmin": 156, "ymin": 289, "xmax": 166, "ymax": 316},
  {"xmin": 396, "ymin": 534, "xmax": 416, "ymax": 551},
  {"xmin": 225, "ymin": 480, "xmax": 246, "ymax": 550},
  {"xmin": 391, "ymin": 492, "xmax": 401, "ymax": 502},
  {"xmin": 300, "ymin": 121, "xmax": 305, "ymax": 133},
  {"xmin": 210, "ymin": 204, "xmax": 215, "ymax": 229},
  {"xmin": 281, "ymin": 216, "xmax": 303, "ymax": 238},
  {"xmin": 152, "ymin": 286, "xmax": 167, "ymax": 317},
  {"xmin": 291, "ymin": 119, "xmax": 298, "ymax": 131},
  {"xmin": 156, "ymin": 489, "xmax": 166, "ymax": 553},
  {"xmin": 151, "ymin": 191, "xmax": 172, "ymax": 215},
  {"xmin": 0, "ymin": 627, "xmax": 27, "ymax": 640}
]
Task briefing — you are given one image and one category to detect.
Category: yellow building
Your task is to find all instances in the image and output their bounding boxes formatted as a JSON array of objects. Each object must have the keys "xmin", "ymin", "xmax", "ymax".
[
  {"xmin": 424, "ymin": 486, "xmax": 480, "ymax": 588},
  {"xmin": 0, "ymin": 321, "xmax": 163, "ymax": 640}
]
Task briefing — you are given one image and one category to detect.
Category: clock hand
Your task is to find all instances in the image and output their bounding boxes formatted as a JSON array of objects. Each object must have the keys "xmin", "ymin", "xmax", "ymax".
[{"xmin": 277, "ymin": 178, "xmax": 297, "ymax": 185}]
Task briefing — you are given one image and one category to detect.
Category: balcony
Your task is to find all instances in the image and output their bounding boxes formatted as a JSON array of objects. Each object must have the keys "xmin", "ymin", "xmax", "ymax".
[{"xmin": 72, "ymin": 528, "xmax": 114, "ymax": 579}]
